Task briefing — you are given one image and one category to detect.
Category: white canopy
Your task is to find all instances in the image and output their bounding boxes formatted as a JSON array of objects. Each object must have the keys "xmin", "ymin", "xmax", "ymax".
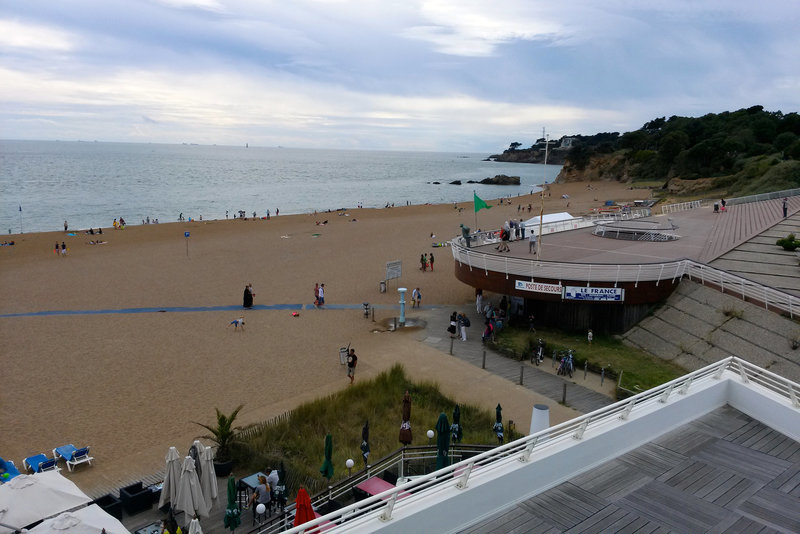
[
  {"xmin": 522, "ymin": 212, "xmax": 576, "ymax": 227},
  {"xmin": 27, "ymin": 504, "xmax": 128, "ymax": 534},
  {"xmin": 0, "ymin": 472, "xmax": 91, "ymax": 533}
]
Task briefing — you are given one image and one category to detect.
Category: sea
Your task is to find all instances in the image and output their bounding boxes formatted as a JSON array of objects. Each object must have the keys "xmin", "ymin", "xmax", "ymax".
[{"xmin": 0, "ymin": 140, "xmax": 562, "ymax": 234}]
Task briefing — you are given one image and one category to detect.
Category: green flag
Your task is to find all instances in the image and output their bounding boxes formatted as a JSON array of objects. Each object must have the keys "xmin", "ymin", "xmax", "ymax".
[{"xmin": 474, "ymin": 193, "xmax": 491, "ymax": 213}]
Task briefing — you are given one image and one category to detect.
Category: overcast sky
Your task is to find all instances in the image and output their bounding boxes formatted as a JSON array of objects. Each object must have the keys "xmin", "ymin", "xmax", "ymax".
[{"xmin": 1, "ymin": 1, "xmax": 798, "ymax": 151}]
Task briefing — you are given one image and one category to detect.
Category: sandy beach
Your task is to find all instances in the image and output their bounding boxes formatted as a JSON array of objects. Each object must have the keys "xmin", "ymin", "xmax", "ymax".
[{"xmin": 0, "ymin": 180, "xmax": 647, "ymax": 495}]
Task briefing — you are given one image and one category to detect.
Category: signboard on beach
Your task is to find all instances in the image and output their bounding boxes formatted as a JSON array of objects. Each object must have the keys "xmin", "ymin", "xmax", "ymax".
[
  {"xmin": 386, "ymin": 260, "xmax": 402, "ymax": 281},
  {"xmin": 514, "ymin": 280, "xmax": 562, "ymax": 295},
  {"xmin": 564, "ymin": 286, "xmax": 625, "ymax": 301}
]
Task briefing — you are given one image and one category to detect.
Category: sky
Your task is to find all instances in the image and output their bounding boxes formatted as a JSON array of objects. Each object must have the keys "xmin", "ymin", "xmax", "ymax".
[{"xmin": 1, "ymin": 1, "xmax": 799, "ymax": 152}]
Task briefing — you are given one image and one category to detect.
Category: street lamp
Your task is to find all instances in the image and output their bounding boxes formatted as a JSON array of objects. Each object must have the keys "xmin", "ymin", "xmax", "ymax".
[
  {"xmin": 427, "ymin": 429, "xmax": 434, "ymax": 444},
  {"xmin": 346, "ymin": 458, "xmax": 354, "ymax": 477}
]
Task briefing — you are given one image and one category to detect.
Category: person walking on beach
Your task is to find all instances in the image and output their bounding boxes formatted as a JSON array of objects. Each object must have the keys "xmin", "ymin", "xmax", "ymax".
[
  {"xmin": 54, "ymin": 242, "xmax": 59, "ymax": 256},
  {"xmin": 314, "ymin": 283, "xmax": 320, "ymax": 307},
  {"xmin": 243, "ymin": 283, "xmax": 254, "ymax": 308},
  {"xmin": 411, "ymin": 287, "xmax": 421, "ymax": 308},
  {"xmin": 429, "ymin": 253, "xmax": 434, "ymax": 271},
  {"xmin": 61, "ymin": 241, "xmax": 67, "ymax": 256},
  {"xmin": 420, "ymin": 254, "xmax": 426, "ymax": 272},
  {"xmin": 318, "ymin": 284, "xmax": 325, "ymax": 307},
  {"xmin": 346, "ymin": 348, "xmax": 358, "ymax": 385},
  {"xmin": 64, "ymin": 220, "xmax": 68, "ymax": 232}
]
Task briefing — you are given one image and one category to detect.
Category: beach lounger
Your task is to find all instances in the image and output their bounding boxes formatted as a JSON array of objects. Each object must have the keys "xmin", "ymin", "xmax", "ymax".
[
  {"xmin": 54, "ymin": 444, "xmax": 94, "ymax": 471},
  {"xmin": 0, "ymin": 456, "xmax": 21, "ymax": 483},
  {"xmin": 22, "ymin": 453, "xmax": 58, "ymax": 473}
]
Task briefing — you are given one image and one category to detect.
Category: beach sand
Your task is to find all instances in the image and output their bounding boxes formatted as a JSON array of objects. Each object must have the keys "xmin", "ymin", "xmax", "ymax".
[{"xmin": 0, "ymin": 180, "xmax": 647, "ymax": 495}]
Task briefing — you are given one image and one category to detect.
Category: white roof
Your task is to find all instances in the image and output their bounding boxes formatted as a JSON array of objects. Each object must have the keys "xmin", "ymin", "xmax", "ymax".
[
  {"xmin": 522, "ymin": 212, "xmax": 576, "ymax": 226},
  {"xmin": 0, "ymin": 472, "xmax": 91, "ymax": 532}
]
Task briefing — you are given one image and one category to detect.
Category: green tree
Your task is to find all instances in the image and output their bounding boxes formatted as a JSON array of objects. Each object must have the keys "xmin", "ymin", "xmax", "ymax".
[
  {"xmin": 508, "ymin": 142, "xmax": 522, "ymax": 151},
  {"xmin": 659, "ymin": 131, "xmax": 690, "ymax": 165}
]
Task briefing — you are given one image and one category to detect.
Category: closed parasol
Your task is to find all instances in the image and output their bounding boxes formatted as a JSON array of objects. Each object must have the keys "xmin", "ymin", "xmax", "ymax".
[
  {"xmin": 435, "ymin": 412, "xmax": 451, "ymax": 470},
  {"xmin": 174, "ymin": 456, "xmax": 209, "ymax": 523},
  {"xmin": 399, "ymin": 390, "xmax": 412, "ymax": 445},
  {"xmin": 293, "ymin": 488, "xmax": 315, "ymax": 528},
  {"xmin": 451, "ymin": 404, "xmax": 463, "ymax": 443},
  {"xmin": 223, "ymin": 475, "xmax": 241, "ymax": 531},
  {"xmin": 360, "ymin": 420, "xmax": 370, "ymax": 467},
  {"xmin": 493, "ymin": 404, "xmax": 504, "ymax": 444},
  {"xmin": 319, "ymin": 433, "xmax": 334, "ymax": 480},
  {"xmin": 158, "ymin": 447, "xmax": 182, "ymax": 511}
]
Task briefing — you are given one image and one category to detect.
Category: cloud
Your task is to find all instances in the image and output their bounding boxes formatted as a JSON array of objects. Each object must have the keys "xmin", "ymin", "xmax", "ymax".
[{"xmin": 0, "ymin": 19, "xmax": 77, "ymax": 51}]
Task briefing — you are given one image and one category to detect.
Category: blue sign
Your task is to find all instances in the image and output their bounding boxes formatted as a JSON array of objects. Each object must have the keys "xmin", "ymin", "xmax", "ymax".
[{"xmin": 184, "ymin": 232, "xmax": 190, "ymax": 238}]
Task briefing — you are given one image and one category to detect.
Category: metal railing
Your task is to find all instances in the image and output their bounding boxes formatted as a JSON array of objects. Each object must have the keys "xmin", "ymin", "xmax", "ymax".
[
  {"xmin": 450, "ymin": 239, "xmax": 800, "ymax": 317},
  {"xmin": 682, "ymin": 261, "xmax": 800, "ymax": 318},
  {"xmin": 661, "ymin": 187, "xmax": 800, "ymax": 215},
  {"xmin": 270, "ymin": 357, "xmax": 799, "ymax": 533},
  {"xmin": 248, "ymin": 445, "xmax": 493, "ymax": 534}
]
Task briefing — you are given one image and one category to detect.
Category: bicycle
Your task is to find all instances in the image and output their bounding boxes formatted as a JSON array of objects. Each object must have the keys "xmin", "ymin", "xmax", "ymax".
[
  {"xmin": 531, "ymin": 338, "xmax": 546, "ymax": 366},
  {"xmin": 556, "ymin": 349, "xmax": 575, "ymax": 378}
]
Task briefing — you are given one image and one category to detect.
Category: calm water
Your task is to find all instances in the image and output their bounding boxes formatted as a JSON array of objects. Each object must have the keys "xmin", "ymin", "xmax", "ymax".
[{"xmin": 0, "ymin": 140, "xmax": 561, "ymax": 234}]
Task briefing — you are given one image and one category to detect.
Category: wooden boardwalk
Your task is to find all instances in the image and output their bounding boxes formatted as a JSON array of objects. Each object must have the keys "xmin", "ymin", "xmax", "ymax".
[{"xmin": 460, "ymin": 406, "xmax": 800, "ymax": 533}]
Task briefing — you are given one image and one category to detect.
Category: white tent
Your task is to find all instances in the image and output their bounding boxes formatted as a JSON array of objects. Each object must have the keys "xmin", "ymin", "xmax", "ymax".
[
  {"xmin": 0, "ymin": 472, "xmax": 91, "ymax": 533},
  {"xmin": 522, "ymin": 212, "xmax": 577, "ymax": 228},
  {"xmin": 27, "ymin": 504, "xmax": 128, "ymax": 534}
]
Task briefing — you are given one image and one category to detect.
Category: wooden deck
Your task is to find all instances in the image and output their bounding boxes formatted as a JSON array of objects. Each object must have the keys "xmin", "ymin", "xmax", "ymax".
[
  {"xmin": 460, "ymin": 406, "xmax": 800, "ymax": 533},
  {"xmin": 488, "ymin": 196, "xmax": 800, "ymax": 266}
]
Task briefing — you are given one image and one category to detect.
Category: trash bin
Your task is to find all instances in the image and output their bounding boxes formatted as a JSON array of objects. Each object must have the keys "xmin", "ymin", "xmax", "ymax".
[
  {"xmin": 339, "ymin": 347, "xmax": 348, "ymax": 365},
  {"xmin": 379, "ymin": 280, "xmax": 386, "ymax": 293}
]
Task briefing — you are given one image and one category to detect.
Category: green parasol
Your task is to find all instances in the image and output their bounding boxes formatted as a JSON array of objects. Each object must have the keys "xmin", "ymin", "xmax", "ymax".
[
  {"xmin": 450, "ymin": 404, "xmax": 463, "ymax": 443},
  {"xmin": 435, "ymin": 412, "xmax": 451, "ymax": 470},
  {"xmin": 493, "ymin": 403, "xmax": 504, "ymax": 444},
  {"xmin": 223, "ymin": 475, "xmax": 241, "ymax": 531},
  {"xmin": 319, "ymin": 433, "xmax": 334, "ymax": 480}
]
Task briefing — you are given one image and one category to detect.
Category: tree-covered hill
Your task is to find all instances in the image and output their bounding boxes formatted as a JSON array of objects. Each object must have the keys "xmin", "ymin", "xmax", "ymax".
[{"xmin": 496, "ymin": 106, "xmax": 800, "ymax": 196}]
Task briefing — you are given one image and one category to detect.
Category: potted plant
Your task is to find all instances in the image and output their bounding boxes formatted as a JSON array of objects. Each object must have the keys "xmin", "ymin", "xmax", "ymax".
[{"xmin": 193, "ymin": 404, "xmax": 249, "ymax": 477}]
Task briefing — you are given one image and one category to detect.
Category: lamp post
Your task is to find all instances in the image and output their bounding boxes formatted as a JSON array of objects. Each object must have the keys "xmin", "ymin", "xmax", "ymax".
[
  {"xmin": 346, "ymin": 458, "xmax": 354, "ymax": 477},
  {"xmin": 398, "ymin": 287, "xmax": 407, "ymax": 326},
  {"xmin": 427, "ymin": 429, "xmax": 434, "ymax": 444}
]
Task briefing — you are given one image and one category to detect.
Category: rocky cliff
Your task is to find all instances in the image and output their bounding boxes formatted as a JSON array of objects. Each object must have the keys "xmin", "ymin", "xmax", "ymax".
[{"xmin": 556, "ymin": 153, "xmax": 633, "ymax": 184}]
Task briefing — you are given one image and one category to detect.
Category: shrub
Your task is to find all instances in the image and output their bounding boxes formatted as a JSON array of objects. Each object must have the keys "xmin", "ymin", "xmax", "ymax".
[{"xmin": 776, "ymin": 233, "xmax": 800, "ymax": 251}]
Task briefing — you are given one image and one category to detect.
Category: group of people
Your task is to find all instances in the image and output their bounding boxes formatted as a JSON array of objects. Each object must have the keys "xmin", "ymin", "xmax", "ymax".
[
  {"xmin": 314, "ymin": 283, "xmax": 325, "ymax": 307},
  {"xmin": 245, "ymin": 467, "xmax": 282, "ymax": 516},
  {"xmin": 447, "ymin": 311, "xmax": 471, "ymax": 341},
  {"xmin": 53, "ymin": 241, "xmax": 67, "ymax": 256},
  {"xmin": 419, "ymin": 252, "xmax": 434, "ymax": 271},
  {"xmin": 112, "ymin": 217, "xmax": 126, "ymax": 229}
]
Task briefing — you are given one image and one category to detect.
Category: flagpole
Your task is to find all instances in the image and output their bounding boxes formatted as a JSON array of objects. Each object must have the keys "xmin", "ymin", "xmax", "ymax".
[
  {"xmin": 473, "ymin": 190, "xmax": 478, "ymax": 230},
  {"xmin": 537, "ymin": 131, "xmax": 548, "ymax": 257}
]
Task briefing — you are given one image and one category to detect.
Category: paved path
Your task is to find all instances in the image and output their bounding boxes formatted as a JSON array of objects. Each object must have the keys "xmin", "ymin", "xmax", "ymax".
[{"xmin": 409, "ymin": 306, "xmax": 616, "ymax": 414}]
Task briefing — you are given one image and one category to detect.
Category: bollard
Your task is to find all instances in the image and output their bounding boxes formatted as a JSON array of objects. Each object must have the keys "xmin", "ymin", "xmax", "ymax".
[
  {"xmin": 393, "ymin": 317, "xmax": 397, "ymax": 330},
  {"xmin": 601, "ymin": 367, "xmax": 605, "ymax": 387},
  {"xmin": 584, "ymin": 361, "xmax": 588, "ymax": 380},
  {"xmin": 552, "ymin": 350, "xmax": 557, "ymax": 368},
  {"xmin": 562, "ymin": 383, "xmax": 567, "ymax": 404},
  {"xmin": 372, "ymin": 307, "xmax": 375, "ymax": 322},
  {"xmin": 519, "ymin": 365, "xmax": 524, "ymax": 385},
  {"xmin": 618, "ymin": 370, "xmax": 624, "ymax": 387},
  {"xmin": 482, "ymin": 350, "xmax": 486, "ymax": 369},
  {"xmin": 450, "ymin": 338, "xmax": 454, "ymax": 355}
]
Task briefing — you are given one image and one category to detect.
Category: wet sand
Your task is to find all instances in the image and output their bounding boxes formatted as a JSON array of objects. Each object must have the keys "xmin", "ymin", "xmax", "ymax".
[{"xmin": 0, "ymin": 180, "xmax": 647, "ymax": 494}]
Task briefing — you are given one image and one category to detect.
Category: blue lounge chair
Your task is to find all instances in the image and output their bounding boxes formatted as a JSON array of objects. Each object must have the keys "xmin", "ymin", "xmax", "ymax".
[
  {"xmin": 0, "ymin": 456, "xmax": 21, "ymax": 483},
  {"xmin": 22, "ymin": 453, "xmax": 58, "ymax": 473},
  {"xmin": 54, "ymin": 444, "xmax": 94, "ymax": 471}
]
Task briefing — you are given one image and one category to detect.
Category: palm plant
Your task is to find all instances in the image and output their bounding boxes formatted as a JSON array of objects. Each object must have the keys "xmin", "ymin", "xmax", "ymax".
[{"xmin": 193, "ymin": 404, "xmax": 249, "ymax": 462}]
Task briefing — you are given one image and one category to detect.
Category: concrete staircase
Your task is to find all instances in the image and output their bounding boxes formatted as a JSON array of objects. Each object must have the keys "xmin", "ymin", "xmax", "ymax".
[{"xmin": 621, "ymin": 279, "xmax": 800, "ymax": 383}]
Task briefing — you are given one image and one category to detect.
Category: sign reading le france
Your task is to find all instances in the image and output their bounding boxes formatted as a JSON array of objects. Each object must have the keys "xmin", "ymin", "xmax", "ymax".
[
  {"xmin": 564, "ymin": 286, "xmax": 625, "ymax": 301},
  {"xmin": 515, "ymin": 280, "xmax": 563, "ymax": 295}
]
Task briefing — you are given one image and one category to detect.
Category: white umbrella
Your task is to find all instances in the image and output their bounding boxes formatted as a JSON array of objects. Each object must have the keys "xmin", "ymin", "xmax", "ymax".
[
  {"xmin": 188, "ymin": 518, "xmax": 204, "ymax": 534},
  {"xmin": 0, "ymin": 472, "xmax": 91, "ymax": 533},
  {"xmin": 158, "ymin": 446, "xmax": 182, "ymax": 510},
  {"xmin": 174, "ymin": 456, "xmax": 209, "ymax": 522},
  {"xmin": 27, "ymin": 504, "xmax": 128, "ymax": 534},
  {"xmin": 198, "ymin": 444, "xmax": 218, "ymax": 511}
]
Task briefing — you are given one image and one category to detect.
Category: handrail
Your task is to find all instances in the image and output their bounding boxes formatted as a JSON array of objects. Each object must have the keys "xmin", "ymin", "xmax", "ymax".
[
  {"xmin": 660, "ymin": 187, "xmax": 800, "ymax": 214},
  {"xmin": 268, "ymin": 356, "xmax": 799, "ymax": 533},
  {"xmin": 449, "ymin": 240, "xmax": 800, "ymax": 317}
]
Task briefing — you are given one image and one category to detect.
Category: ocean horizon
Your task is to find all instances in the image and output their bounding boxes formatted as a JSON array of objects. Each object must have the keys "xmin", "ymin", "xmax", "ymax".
[{"xmin": 0, "ymin": 140, "xmax": 562, "ymax": 234}]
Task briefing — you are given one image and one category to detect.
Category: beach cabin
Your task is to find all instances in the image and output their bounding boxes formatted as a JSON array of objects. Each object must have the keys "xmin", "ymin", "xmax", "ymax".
[{"xmin": 522, "ymin": 212, "xmax": 578, "ymax": 234}]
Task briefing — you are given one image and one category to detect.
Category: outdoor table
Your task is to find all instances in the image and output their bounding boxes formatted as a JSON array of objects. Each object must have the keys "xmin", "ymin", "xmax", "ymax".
[
  {"xmin": 238, "ymin": 471, "xmax": 266, "ymax": 510},
  {"xmin": 354, "ymin": 476, "xmax": 409, "ymax": 501}
]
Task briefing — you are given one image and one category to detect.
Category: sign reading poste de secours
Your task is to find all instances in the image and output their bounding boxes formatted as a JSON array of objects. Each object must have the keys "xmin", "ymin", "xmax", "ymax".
[
  {"xmin": 515, "ymin": 280, "xmax": 563, "ymax": 295},
  {"xmin": 564, "ymin": 286, "xmax": 625, "ymax": 301}
]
